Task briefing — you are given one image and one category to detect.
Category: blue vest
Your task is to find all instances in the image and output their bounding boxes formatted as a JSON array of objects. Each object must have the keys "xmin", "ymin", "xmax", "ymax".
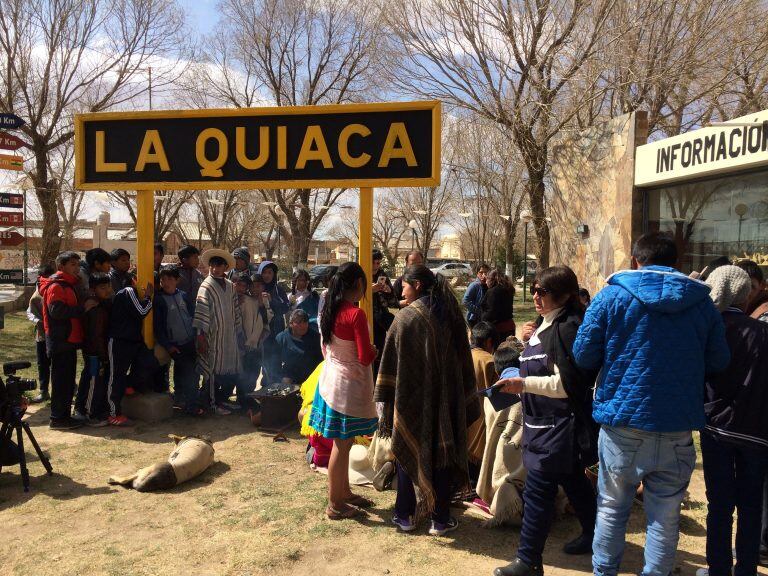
[{"xmin": 520, "ymin": 337, "xmax": 576, "ymax": 474}]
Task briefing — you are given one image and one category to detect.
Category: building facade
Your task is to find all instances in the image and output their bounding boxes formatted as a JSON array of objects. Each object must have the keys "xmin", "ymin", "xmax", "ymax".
[{"xmin": 551, "ymin": 109, "xmax": 768, "ymax": 290}]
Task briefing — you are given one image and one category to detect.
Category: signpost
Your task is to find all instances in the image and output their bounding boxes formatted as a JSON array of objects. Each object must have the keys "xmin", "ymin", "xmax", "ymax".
[
  {"xmin": 0, "ymin": 113, "xmax": 27, "ymax": 285},
  {"xmin": 0, "ymin": 269, "xmax": 23, "ymax": 283},
  {"xmin": 76, "ymin": 101, "xmax": 442, "ymax": 346},
  {"xmin": 0, "ymin": 193, "xmax": 23, "ymax": 207},
  {"xmin": 0, "ymin": 211, "xmax": 24, "ymax": 226},
  {"xmin": 0, "ymin": 131, "xmax": 29, "ymax": 151},
  {"xmin": 0, "ymin": 113, "xmax": 25, "ymax": 130},
  {"xmin": 0, "ymin": 231, "xmax": 25, "ymax": 247},
  {"xmin": 0, "ymin": 154, "xmax": 23, "ymax": 171}
]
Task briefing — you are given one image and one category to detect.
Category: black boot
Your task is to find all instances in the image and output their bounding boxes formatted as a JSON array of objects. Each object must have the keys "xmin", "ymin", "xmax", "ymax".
[
  {"xmin": 494, "ymin": 558, "xmax": 543, "ymax": 576},
  {"xmin": 563, "ymin": 532, "xmax": 593, "ymax": 555}
]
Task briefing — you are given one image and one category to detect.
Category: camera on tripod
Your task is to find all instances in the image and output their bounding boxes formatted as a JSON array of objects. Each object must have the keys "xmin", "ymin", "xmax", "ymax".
[
  {"xmin": 1, "ymin": 361, "xmax": 37, "ymax": 411},
  {"xmin": 0, "ymin": 360, "xmax": 53, "ymax": 492}
]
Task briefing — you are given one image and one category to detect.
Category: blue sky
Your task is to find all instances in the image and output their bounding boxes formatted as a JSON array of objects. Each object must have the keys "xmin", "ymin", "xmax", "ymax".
[{"xmin": 179, "ymin": 0, "xmax": 218, "ymax": 35}]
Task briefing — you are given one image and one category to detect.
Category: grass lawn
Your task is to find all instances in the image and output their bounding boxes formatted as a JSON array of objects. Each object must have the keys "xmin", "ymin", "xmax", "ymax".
[{"xmin": 0, "ymin": 310, "xmax": 726, "ymax": 576}]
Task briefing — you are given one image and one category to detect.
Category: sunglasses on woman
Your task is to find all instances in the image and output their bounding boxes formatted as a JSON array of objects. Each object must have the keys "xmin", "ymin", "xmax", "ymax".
[{"xmin": 530, "ymin": 285, "xmax": 550, "ymax": 296}]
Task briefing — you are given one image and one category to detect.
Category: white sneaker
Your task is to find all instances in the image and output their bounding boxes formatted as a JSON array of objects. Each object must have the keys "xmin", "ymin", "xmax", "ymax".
[
  {"xmin": 429, "ymin": 517, "xmax": 459, "ymax": 536},
  {"xmin": 695, "ymin": 568, "xmax": 709, "ymax": 576}
]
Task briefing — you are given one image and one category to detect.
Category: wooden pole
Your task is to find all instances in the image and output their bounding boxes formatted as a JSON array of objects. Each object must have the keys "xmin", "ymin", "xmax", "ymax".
[
  {"xmin": 358, "ymin": 187, "xmax": 374, "ymax": 336},
  {"xmin": 136, "ymin": 189, "xmax": 154, "ymax": 347}
]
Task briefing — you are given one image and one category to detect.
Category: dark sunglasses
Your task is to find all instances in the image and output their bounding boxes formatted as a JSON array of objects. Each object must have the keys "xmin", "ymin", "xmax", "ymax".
[{"xmin": 530, "ymin": 285, "xmax": 550, "ymax": 297}]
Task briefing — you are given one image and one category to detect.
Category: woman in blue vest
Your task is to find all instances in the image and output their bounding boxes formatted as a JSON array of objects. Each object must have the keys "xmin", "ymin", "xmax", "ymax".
[{"xmin": 493, "ymin": 266, "xmax": 599, "ymax": 576}]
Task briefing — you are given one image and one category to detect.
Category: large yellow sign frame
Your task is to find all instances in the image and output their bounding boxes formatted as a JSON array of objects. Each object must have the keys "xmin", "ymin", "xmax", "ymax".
[{"xmin": 74, "ymin": 101, "xmax": 442, "ymax": 346}]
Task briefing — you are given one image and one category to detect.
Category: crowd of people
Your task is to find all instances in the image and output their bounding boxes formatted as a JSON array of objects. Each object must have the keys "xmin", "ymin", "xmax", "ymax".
[
  {"xmin": 23, "ymin": 232, "xmax": 768, "ymax": 576},
  {"xmin": 27, "ymin": 243, "xmax": 321, "ymax": 427}
]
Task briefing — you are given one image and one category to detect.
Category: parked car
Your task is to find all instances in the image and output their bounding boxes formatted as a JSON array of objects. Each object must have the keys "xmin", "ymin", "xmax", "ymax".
[
  {"xmin": 429, "ymin": 262, "xmax": 473, "ymax": 279},
  {"xmin": 309, "ymin": 264, "xmax": 338, "ymax": 288}
]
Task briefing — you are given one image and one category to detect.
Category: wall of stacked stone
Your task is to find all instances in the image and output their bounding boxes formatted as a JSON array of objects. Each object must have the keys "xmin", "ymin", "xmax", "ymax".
[{"xmin": 549, "ymin": 111, "xmax": 648, "ymax": 294}]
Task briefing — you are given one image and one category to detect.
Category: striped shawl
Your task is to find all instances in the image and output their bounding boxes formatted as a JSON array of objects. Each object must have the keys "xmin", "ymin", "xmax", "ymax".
[{"xmin": 374, "ymin": 299, "xmax": 481, "ymax": 516}]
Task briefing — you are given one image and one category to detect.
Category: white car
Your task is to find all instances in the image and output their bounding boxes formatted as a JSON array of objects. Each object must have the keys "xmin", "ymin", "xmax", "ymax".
[{"xmin": 429, "ymin": 262, "xmax": 473, "ymax": 278}]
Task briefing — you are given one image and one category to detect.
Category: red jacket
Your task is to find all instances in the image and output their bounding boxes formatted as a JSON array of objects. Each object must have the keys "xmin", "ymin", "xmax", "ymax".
[{"xmin": 39, "ymin": 272, "xmax": 84, "ymax": 353}]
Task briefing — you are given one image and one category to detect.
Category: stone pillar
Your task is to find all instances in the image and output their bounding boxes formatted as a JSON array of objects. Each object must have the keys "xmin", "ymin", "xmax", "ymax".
[{"xmin": 549, "ymin": 112, "xmax": 648, "ymax": 294}]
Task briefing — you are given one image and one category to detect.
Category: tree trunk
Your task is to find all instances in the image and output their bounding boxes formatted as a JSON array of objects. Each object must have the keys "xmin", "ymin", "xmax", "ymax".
[
  {"xmin": 504, "ymin": 218, "xmax": 514, "ymax": 279},
  {"xmin": 527, "ymin": 168, "xmax": 551, "ymax": 269},
  {"xmin": 33, "ymin": 147, "xmax": 61, "ymax": 265}
]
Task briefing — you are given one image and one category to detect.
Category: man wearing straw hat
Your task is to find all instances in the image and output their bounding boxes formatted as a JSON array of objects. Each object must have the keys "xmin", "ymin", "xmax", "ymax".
[{"xmin": 193, "ymin": 249, "xmax": 244, "ymax": 415}]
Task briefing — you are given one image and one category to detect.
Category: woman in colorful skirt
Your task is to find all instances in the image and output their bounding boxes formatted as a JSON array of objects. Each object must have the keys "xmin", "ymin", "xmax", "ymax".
[{"xmin": 309, "ymin": 262, "xmax": 379, "ymax": 520}]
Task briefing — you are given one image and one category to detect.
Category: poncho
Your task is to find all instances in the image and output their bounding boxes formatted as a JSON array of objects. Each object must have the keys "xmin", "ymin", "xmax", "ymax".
[
  {"xmin": 374, "ymin": 298, "xmax": 481, "ymax": 516},
  {"xmin": 193, "ymin": 276, "xmax": 243, "ymax": 380}
]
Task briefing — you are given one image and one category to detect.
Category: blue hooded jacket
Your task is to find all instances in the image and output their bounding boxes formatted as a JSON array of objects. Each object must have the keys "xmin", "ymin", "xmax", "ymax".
[{"xmin": 572, "ymin": 265, "xmax": 729, "ymax": 432}]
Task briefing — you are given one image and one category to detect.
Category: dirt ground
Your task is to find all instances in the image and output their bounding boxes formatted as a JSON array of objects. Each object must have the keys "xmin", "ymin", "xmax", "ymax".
[{"xmin": 3, "ymin": 402, "xmax": 762, "ymax": 576}]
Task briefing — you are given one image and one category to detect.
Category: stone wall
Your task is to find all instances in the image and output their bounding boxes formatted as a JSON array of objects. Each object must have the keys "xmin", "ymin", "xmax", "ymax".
[{"xmin": 549, "ymin": 112, "xmax": 648, "ymax": 295}]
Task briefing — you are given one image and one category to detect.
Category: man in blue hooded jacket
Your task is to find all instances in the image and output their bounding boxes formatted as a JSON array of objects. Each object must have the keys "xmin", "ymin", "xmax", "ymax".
[{"xmin": 573, "ymin": 232, "xmax": 729, "ymax": 576}]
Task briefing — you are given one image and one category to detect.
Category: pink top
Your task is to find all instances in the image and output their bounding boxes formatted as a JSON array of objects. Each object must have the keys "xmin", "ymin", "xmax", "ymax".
[{"xmin": 318, "ymin": 301, "xmax": 377, "ymax": 419}]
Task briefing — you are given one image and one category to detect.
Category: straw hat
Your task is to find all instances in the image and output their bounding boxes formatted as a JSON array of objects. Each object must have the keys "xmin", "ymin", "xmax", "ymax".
[
  {"xmin": 348, "ymin": 444, "xmax": 376, "ymax": 486},
  {"xmin": 201, "ymin": 248, "xmax": 235, "ymax": 269}
]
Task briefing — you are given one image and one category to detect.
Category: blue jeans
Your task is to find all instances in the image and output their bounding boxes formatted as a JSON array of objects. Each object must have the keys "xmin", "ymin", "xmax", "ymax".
[
  {"xmin": 593, "ymin": 425, "xmax": 696, "ymax": 576},
  {"xmin": 701, "ymin": 430, "xmax": 768, "ymax": 576}
]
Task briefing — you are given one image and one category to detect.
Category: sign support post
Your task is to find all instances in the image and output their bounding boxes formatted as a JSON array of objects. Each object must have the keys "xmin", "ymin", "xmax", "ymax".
[
  {"xmin": 358, "ymin": 187, "xmax": 374, "ymax": 336},
  {"xmin": 136, "ymin": 189, "xmax": 154, "ymax": 347}
]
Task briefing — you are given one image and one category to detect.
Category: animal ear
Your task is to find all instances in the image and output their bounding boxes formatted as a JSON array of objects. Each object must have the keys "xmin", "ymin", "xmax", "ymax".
[{"xmin": 168, "ymin": 434, "xmax": 183, "ymax": 444}]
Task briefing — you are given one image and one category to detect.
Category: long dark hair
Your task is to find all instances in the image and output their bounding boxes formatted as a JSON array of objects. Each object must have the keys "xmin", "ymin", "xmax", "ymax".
[
  {"xmin": 403, "ymin": 265, "xmax": 467, "ymax": 348},
  {"xmin": 320, "ymin": 262, "xmax": 367, "ymax": 343},
  {"xmin": 535, "ymin": 265, "xmax": 583, "ymax": 315},
  {"xmin": 488, "ymin": 268, "xmax": 514, "ymax": 294},
  {"xmin": 291, "ymin": 269, "xmax": 311, "ymax": 295}
]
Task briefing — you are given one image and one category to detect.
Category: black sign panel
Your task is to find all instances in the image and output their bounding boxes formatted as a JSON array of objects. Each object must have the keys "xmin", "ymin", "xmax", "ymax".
[
  {"xmin": 0, "ymin": 192, "xmax": 23, "ymax": 207},
  {"xmin": 75, "ymin": 102, "xmax": 440, "ymax": 190},
  {"xmin": 0, "ymin": 269, "xmax": 23, "ymax": 283}
]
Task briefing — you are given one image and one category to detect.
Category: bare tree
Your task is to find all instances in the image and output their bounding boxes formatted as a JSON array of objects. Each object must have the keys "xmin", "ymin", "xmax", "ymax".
[
  {"xmin": 583, "ymin": 0, "xmax": 751, "ymax": 137},
  {"xmin": 260, "ymin": 187, "xmax": 348, "ymax": 268},
  {"xmin": 180, "ymin": 0, "xmax": 387, "ymax": 267},
  {"xmin": 393, "ymin": 178, "xmax": 455, "ymax": 260},
  {"xmin": 195, "ymin": 190, "xmax": 242, "ymax": 249},
  {"xmin": 385, "ymin": 0, "xmax": 617, "ymax": 267},
  {"xmin": 337, "ymin": 197, "xmax": 407, "ymax": 269},
  {"xmin": 446, "ymin": 114, "xmax": 525, "ymax": 274},
  {"xmin": 46, "ymin": 141, "xmax": 85, "ymax": 249},
  {"xmin": 108, "ymin": 190, "xmax": 194, "ymax": 243},
  {"xmin": 705, "ymin": 0, "xmax": 768, "ymax": 120},
  {"xmin": 226, "ymin": 192, "xmax": 275, "ymax": 252},
  {"xmin": 0, "ymin": 0, "xmax": 189, "ymax": 264}
]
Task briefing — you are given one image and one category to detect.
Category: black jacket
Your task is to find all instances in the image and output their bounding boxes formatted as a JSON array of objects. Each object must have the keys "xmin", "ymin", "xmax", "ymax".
[
  {"xmin": 705, "ymin": 309, "xmax": 768, "ymax": 449},
  {"xmin": 108, "ymin": 287, "xmax": 153, "ymax": 342},
  {"xmin": 536, "ymin": 306, "xmax": 600, "ymax": 465},
  {"xmin": 480, "ymin": 284, "xmax": 514, "ymax": 325},
  {"xmin": 83, "ymin": 299, "xmax": 111, "ymax": 360}
]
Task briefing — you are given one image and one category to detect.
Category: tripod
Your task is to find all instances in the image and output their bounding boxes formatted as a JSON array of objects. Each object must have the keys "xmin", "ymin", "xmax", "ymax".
[{"xmin": 0, "ymin": 405, "xmax": 53, "ymax": 492}]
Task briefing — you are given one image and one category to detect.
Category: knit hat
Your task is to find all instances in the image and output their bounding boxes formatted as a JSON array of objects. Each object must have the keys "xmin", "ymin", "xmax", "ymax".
[
  {"xmin": 232, "ymin": 246, "xmax": 251, "ymax": 263},
  {"xmin": 705, "ymin": 265, "xmax": 752, "ymax": 312}
]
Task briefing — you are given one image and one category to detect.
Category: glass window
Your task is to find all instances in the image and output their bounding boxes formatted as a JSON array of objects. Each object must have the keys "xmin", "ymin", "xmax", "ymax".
[{"xmin": 646, "ymin": 170, "xmax": 768, "ymax": 274}]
